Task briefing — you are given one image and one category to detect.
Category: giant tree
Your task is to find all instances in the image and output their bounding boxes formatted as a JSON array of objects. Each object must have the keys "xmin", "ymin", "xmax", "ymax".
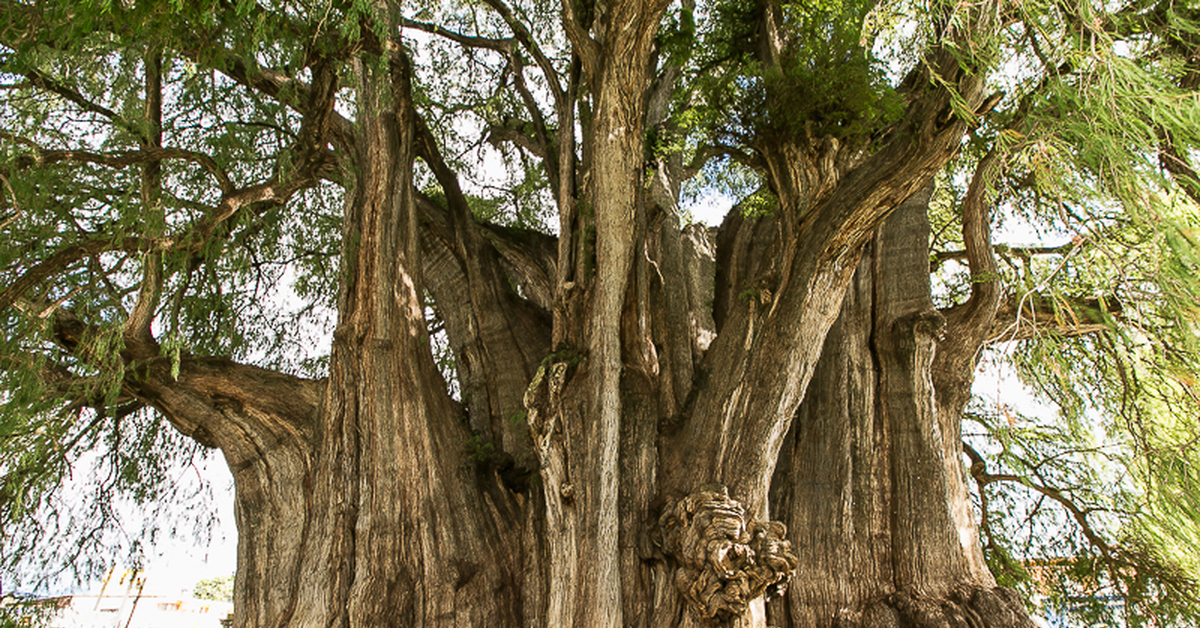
[{"xmin": 2, "ymin": 1, "xmax": 1199, "ymax": 627}]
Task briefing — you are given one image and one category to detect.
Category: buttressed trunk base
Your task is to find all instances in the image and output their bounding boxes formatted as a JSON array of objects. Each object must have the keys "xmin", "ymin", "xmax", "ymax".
[{"xmin": 768, "ymin": 193, "xmax": 1036, "ymax": 628}]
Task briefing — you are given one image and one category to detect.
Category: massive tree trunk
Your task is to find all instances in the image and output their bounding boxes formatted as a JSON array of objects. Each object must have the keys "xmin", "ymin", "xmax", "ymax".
[
  {"xmin": 105, "ymin": 4, "xmax": 1044, "ymax": 628},
  {"xmin": 770, "ymin": 191, "xmax": 1033, "ymax": 628}
]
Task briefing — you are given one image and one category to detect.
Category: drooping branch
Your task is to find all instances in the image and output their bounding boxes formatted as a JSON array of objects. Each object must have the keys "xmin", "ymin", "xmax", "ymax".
[
  {"xmin": 963, "ymin": 440, "xmax": 1200, "ymax": 609},
  {"xmin": 1, "ymin": 1, "xmax": 356, "ymax": 155},
  {"xmin": 0, "ymin": 236, "xmax": 162, "ymax": 315},
  {"xmin": 986, "ymin": 293, "xmax": 1120, "ymax": 342},
  {"xmin": 400, "ymin": 16, "xmax": 514, "ymax": 53},
  {"xmin": 1, "ymin": 61, "xmax": 339, "ymax": 345},
  {"xmin": 18, "ymin": 67, "xmax": 145, "ymax": 142},
  {"xmin": 0, "ymin": 138, "xmax": 234, "ymax": 193},
  {"xmin": 0, "ymin": 166, "xmax": 332, "ymax": 318}
]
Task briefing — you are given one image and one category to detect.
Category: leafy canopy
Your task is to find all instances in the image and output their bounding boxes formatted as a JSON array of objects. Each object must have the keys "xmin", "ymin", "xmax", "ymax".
[{"xmin": 0, "ymin": 2, "xmax": 1199, "ymax": 627}]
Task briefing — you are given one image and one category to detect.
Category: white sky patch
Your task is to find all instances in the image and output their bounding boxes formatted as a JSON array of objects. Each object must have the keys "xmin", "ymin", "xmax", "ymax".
[
  {"xmin": 684, "ymin": 188, "xmax": 734, "ymax": 227},
  {"xmin": 139, "ymin": 460, "xmax": 237, "ymax": 596}
]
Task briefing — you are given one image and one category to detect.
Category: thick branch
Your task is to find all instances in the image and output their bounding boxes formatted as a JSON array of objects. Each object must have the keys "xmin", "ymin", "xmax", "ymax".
[
  {"xmin": 481, "ymin": 0, "xmax": 567, "ymax": 103},
  {"xmin": 415, "ymin": 115, "xmax": 552, "ymax": 449},
  {"xmin": 560, "ymin": 0, "xmax": 600, "ymax": 77},
  {"xmin": 986, "ymin": 293, "xmax": 1120, "ymax": 342},
  {"xmin": 2, "ymin": 146, "xmax": 333, "ymax": 318},
  {"xmin": 668, "ymin": 1, "xmax": 1002, "ymax": 505},
  {"xmin": 934, "ymin": 147, "xmax": 1006, "ymax": 416},
  {"xmin": 682, "ymin": 144, "xmax": 761, "ymax": 180},
  {"xmin": 1, "ymin": 138, "xmax": 234, "ymax": 193},
  {"xmin": 123, "ymin": 48, "xmax": 165, "ymax": 358},
  {"xmin": 401, "ymin": 16, "xmax": 514, "ymax": 53},
  {"xmin": 139, "ymin": 355, "xmax": 320, "ymax": 456},
  {"xmin": 175, "ymin": 41, "xmax": 356, "ymax": 152},
  {"xmin": 486, "ymin": 122, "xmax": 548, "ymax": 159},
  {"xmin": 509, "ymin": 53, "xmax": 553, "ymax": 161}
]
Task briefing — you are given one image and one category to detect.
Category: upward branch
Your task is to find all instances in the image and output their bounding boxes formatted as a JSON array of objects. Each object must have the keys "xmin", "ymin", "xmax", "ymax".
[
  {"xmin": 122, "ymin": 47, "xmax": 165, "ymax": 359},
  {"xmin": 933, "ymin": 146, "xmax": 1006, "ymax": 415}
]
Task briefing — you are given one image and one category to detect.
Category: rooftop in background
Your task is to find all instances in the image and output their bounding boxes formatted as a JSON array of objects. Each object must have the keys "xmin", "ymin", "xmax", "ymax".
[{"xmin": 3, "ymin": 569, "xmax": 233, "ymax": 628}]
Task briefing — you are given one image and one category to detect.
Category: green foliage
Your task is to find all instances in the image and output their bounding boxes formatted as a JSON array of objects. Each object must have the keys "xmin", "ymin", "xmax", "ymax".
[
  {"xmin": 0, "ymin": 595, "xmax": 60, "ymax": 628},
  {"xmin": 193, "ymin": 574, "xmax": 234, "ymax": 602},
  {"xmin": 687, "ymin": 0, "xmax": 903, "ymax": 147},
  {"xmin": 540, "ymin": 343, "xmax": 584, "ymax": 369}
]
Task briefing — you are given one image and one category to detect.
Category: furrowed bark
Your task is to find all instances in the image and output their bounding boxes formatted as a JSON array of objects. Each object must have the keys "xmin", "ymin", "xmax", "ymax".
[
  {"xmin": 132, "ymin": 358, "xmax": 320, "ymax": 627},
  {"xmin": 664, "ymin": 51, "xmax": 990, "ymax": 511},
  {"xmin": 416, "ymin": 120, "xmax": 552, "ymax": 459},
  {"xmin": 768, "ymin": 194, "xmax": 1035, "ymax": 628},
  {"xmin": 769, "ymin": 251, "xmax": 888, "ymax": 628},
  {"xmin": 287, "ymin": 48, "xmax": 522, "ymax": 627},
  {"xmin": 874, "ymin": 189, "xmax": 977, "ymax": 594},
  {"xmin": 526, "ymin": 3, "xmax": 672, "ymax": 626}
]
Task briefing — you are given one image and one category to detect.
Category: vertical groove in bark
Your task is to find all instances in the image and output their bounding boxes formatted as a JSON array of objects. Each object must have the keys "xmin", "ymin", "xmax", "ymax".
[
  {"xmin": 287, "ymin": 49, "xmax": 523, "ymax": 628},
  {"xmin": 545, "ymin": 4, "xmax": 672, "ymax": 625},
  {"xmin": 769, "ymin": 192, "xmax": 1030, "ymax": 628},
  {"xmin": 874, "ymin": 187, "xmax": 972, "ymax": 596},
  {"xmin": 770, "ymin": 253, "xmax": 892, "ymax": 628}
]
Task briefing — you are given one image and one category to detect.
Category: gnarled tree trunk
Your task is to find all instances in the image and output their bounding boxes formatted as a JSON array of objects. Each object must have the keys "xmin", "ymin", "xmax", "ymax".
[
  {"xmin": 116, "ymin": 4, "xmax": 1042, "ymax": 628},
  {"xmin": 770, "ymin": 191, "xmax": 1034, "ymax": 628}
]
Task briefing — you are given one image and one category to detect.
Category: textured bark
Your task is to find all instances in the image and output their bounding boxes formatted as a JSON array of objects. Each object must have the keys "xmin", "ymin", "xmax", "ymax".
[
  {"xmin": 135, "ymin": 359, "xmax": 319, "ymax": 627},
  {"xmin": 77, "ymin": 4, "xmax": 1046, "ymax": 628},
  {"xmin": 768, "ymin": 192, "xmax": 1034, "ymax": 628}
]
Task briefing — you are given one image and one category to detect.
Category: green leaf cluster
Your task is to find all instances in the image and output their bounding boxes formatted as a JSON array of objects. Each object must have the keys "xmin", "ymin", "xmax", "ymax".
[
  {"xmin": 688, "ymin": 0, "xmax": 903, "ymax": 146},
  {"xmin": 192, "ymin": 574, "xmax": 234, "ymax": 602}
]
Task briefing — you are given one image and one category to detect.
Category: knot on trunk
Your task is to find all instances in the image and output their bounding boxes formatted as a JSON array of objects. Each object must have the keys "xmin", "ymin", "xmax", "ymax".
[{"xmin": 655, "ymin": 486, "xmax": 799, "ymax": 624}]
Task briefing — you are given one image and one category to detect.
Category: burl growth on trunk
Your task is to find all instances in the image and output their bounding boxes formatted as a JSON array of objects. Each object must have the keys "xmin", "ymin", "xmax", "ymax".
[{"xmin": 656, "ymin": 486, "xmax": 800, "ymax": 623}]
